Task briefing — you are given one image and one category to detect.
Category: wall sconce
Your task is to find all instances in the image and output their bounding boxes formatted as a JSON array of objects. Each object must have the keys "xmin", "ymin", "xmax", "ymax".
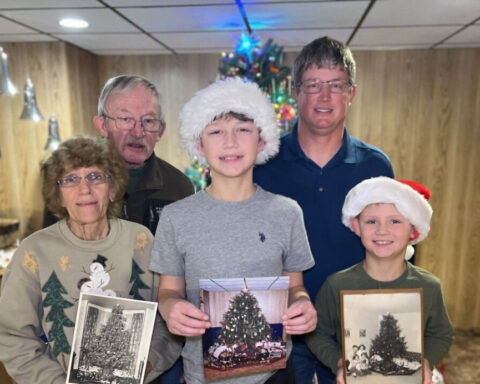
[
  {"xmin": 44, "ymin": 115, "xmax": 61, "ymax": 151},
  {"xmin": 20, "ymin": 77, "xmax": 44, "ymax": 122},
  {"xmin": 0, "ymin": 46, "xmax": 18, "ymax": 96}
]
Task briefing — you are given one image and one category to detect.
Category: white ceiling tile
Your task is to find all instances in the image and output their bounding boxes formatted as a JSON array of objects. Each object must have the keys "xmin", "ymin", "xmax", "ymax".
[
  {"xmin": 243, "ymin": 1, "xmax": 369, "ymax": 29},
  {"xmin": 119, "ymin": 4, "xmax": 242, "ymax": 32},
  {"xmin": 254, "ymin": 29, "xmax": 353, "ymax": 51},
  {"xmin": 0, "ymin": 9, "xmax": 137, "ymax": 33},
  {"xmin": 0, "ymin": 16, "xmax": 34, "ymax": 33},
  {"xmin": 351, "ymin": 26, "xmax": 460, "ymax": 46},
  {"xmin": 0, "ymin": 0, "xmax": 100, "ymax": 9},
  {"xmin": 105, "ymin": 0, "xmax": 236, "ymax": 5},
  {"xmin": 445, "ymin": 25, "xmax": 480, "ymax": 44},
  {"xmin": 0, "ymin": 34, "xmax": 56, "ymax": 42},
  {"xmin": 364, "ymin": 0, "xmax": 480, "ymax": 27}
]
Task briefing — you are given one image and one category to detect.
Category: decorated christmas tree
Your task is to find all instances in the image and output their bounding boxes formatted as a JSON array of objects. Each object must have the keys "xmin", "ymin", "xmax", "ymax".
[
  {"xmin": 83, "ymin": 304, "xmax": 135, "ymax": 380},
  {"xmin": 218, "ymin": 32, "xmax": 296, "ymax": 135},
  {"xmin": 369, "ymin": 313, "xmax": 407, "ymax": 373},
  {"xmin": 217, "ymin": 287, "xmax": 271, "ymax": 351}
]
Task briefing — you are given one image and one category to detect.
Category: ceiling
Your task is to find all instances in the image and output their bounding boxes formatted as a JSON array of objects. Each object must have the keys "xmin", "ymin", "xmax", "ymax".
[{"xmin": 0, "ymin": 0, "xmax": 479, "ymax": 56}]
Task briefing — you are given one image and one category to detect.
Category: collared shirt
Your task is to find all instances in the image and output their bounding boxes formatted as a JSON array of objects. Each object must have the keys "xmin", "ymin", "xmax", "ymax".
[{"xmin": 254, "ymin": 124, "xmax": 394, "ymax": 300}]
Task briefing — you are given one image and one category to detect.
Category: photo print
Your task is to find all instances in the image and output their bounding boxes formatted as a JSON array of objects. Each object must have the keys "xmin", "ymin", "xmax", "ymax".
[
  {"xmin": 200, "ymin": 276, "xmax": 289, "ymax": 381},
  {"xmin": 66, "ymin": 292, "xmax": 157, "ymax": 384},
  {"xmin": 340, "ymin": 288, "xmax": 424, "ymax": 384}
]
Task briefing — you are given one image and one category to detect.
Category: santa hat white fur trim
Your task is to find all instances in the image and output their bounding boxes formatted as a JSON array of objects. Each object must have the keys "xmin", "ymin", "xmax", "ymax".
[
  {"xmin": 179, "ymin": 77, "xmax": 279, "ymax": 166},
  {"xmin": 342, "ymin": 177, "xmax": 433, "ymax": 259}
]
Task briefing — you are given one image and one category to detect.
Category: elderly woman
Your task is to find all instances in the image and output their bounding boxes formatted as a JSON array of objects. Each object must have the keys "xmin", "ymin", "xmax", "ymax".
[{"xmin": 0, "ymin": 136, "xmax": 180, "ymax": 384}]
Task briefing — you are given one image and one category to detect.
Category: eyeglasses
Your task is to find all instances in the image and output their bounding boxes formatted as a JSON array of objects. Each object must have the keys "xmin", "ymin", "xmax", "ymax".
[
  {"xmin": 103, "ymin": 114, "xmax": 163, "ymax": 133},
  {"xmin": 298, "ymin": 79, "xmax": 351, "ymax": 94},
  {"xmin": 57, "ymin": 172, "xmax": 111, "ymax": 188}
]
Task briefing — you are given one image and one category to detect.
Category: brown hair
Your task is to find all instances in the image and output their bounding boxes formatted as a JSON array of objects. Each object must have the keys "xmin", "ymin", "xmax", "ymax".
[{"xmin": 41, "ymin": 136, "xmax": 128, "ymax": 219}]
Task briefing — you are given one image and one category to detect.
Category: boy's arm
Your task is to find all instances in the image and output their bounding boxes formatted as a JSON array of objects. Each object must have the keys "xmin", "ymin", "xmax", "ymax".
[
  {"xmin": 424, "ymin": 285, "xmax": 453, "ymax": 366},
  {"xmin": 305, "ymin": 280, "xmax": 343, "ymax": 374},
  {"xmin": 282, "ymin": 271, "xmax": 317, "ymax": 334},
  {"xmin": 158, "ymin": 274, "xmax": 211, "ymax": 336}
]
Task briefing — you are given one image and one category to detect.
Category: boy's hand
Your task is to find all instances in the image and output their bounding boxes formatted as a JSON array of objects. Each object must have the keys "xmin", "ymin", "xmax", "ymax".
[
  {"xmin": 423, "ymin": 360, "xmax": 433, "ymax": 384},
  {"xmin": 282, "ymin": 297, "xmax": 317, "ymax": 334},
  {"xmin": 158, "ymin": 275, "xmax": 211, "ymax": 337},
  {"xmin": 336, "ymin": 358, "xmax": 345, "ymax": 384},
  {"xmin": 164, "ymin": 299, "xmax": 211, "ymax": 336}
]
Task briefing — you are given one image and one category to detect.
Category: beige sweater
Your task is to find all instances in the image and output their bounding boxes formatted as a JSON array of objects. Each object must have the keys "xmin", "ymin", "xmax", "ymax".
[{"xmin": 0, "ymin": 218, "xmax": 180, "ymax": 384}]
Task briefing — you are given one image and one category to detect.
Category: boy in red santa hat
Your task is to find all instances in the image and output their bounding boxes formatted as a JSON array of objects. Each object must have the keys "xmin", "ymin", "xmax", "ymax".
[{"xmin": 306, "ymin": 176, "xmax": 453, "ymax": 384}]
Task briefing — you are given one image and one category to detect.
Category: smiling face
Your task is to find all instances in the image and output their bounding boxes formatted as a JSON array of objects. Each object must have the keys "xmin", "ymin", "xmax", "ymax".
[
  {"xmin": 351, "ymin": 203, "xmax": 415, "ymax": 261},
  {"xmin": 94, "ymin": 84, "xmax": 164, "ymax": 169},
  {"xmin": 197, "ymin": 115, "xmax": 265, "ymax": 182},
  {"xmin": 293, "ymin": 65, "xmax": 356, "ymax": 139},
  {"xmin": 60, "ymin": 166, "xmax": 115, "ymax": 232}
]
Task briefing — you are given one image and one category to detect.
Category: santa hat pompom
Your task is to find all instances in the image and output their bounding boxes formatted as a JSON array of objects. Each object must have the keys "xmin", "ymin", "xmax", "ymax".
[
  {"xmin": 342, "ymin": 177, "xmax": 433, "ymax": 260},
  {"xmin": 179, "ymin": 77, "xmax": 279, "ymax": 166}
]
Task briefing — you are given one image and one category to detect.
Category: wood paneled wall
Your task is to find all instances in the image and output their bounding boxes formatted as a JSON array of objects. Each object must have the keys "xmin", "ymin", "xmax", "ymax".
[
  {"xmin": 0, "ymin": 43, "xmax": 478, "ymax": 329},
  {"xmin": 0, "ymin": 42, "xmax": 99, "ymax": 236}
]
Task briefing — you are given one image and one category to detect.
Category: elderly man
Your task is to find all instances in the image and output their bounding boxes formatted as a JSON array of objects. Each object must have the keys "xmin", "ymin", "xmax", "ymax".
[
  {"xmin": 254, "ymin": 37, "xmax": 394, "ymax": 383},
  {"xmin": 93, "ymin": 75, "xmax": 194, "ymax": 234}
]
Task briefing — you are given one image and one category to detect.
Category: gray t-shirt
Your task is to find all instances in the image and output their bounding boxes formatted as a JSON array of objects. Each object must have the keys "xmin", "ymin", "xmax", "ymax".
[{"xmin": 150, "ymin": 186, "xmax": 314, "ymax": 384}]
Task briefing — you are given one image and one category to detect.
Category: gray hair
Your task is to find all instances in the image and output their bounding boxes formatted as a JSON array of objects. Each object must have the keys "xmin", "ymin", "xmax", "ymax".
[
  {"xmin": 293, "ymin": 36, "xmax": 356, "ymax": 87},
  {"xmin": 97, "ymin": 74, "xmax": 164, "ymax": 123}
]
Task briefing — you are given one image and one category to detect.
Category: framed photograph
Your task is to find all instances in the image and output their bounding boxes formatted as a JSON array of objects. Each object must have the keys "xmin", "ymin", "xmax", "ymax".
[
  {"xmin": 66, "ymin": 292, "xmax": 158, "ymax": 384},
  {"xmin": 200, "ymin": 276, "xmax": 289, "ymax": 381},
  {"xmin": 340, "ymin": 288, "xmax": 424, "ymax": 384}
]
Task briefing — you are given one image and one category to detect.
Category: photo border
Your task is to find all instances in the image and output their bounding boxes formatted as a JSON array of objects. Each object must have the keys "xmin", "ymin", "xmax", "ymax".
[{"xmin": 340, "ymin": 288, "xmax": 424, "ymax": 384}]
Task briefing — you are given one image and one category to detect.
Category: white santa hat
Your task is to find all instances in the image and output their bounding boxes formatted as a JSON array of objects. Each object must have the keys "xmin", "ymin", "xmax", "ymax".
[
  {"xmin": 342, "ymin": 177, "xmax": 433, "ymax": 260},
  {"xmin": 179, "ymin": 76, "xmax": 279, "ymax": 166}
]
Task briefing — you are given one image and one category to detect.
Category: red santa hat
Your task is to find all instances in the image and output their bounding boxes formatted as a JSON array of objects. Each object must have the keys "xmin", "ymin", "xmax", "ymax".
[{"xmin": 341, "ymin": 177, "xmax": 433, "ymax": 260}]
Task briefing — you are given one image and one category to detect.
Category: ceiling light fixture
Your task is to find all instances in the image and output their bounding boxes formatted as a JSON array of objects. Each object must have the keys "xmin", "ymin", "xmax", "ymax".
[{"xmin": 59, "ymin": 18, "xmax": 89, "ymax": 29}]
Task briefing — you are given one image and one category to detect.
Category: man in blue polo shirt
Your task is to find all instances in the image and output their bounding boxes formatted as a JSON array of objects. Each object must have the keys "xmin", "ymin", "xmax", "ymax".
[{"xmin": 254, "ymin": 36, "xmax": 394, "ymax": 384}]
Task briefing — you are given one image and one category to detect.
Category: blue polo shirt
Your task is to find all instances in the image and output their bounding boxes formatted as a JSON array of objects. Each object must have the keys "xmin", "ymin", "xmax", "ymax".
[{"xmin": 254, "ymin": 125, "xmax": 394, "ymax": 300}]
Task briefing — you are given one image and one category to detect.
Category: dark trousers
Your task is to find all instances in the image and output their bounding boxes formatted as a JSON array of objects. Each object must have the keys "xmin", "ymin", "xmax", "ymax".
[{"xmin": 265, "ymin": 357, "xmax": 295, "ymax": 384}]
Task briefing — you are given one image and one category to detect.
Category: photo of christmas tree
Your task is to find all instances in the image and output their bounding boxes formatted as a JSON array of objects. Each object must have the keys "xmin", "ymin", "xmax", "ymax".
[
  {"xmin": 340, "ymin": 288, "xmax": 424, "ymax": 384},
  {"xmin": 66, "ymin": 293, "xmax": 157, "ymax": 384},
  {"xmin": 200, "ymin": 276, "xmax": 289, "ymax": 380}
]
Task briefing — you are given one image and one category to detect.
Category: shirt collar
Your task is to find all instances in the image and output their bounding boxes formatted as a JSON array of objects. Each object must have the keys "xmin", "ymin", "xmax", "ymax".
[{"xmin": 283, "ymin": 123, "xmax": 357, "ymax": 165}]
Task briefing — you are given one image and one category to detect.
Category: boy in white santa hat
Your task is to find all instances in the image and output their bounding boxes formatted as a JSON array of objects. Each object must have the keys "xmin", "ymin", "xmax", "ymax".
[
  {"xmin": 150, "ymin": 77, "xmax": 316, "ymax": 384},
  {"xmin": 306, "ymin": 176, "xmax": 453, "ymax": 384}
]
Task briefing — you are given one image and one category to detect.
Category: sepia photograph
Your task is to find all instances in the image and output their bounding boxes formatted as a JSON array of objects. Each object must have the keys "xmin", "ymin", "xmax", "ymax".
[
  {"xmin": 66, "ymin": 293, "xmax": 157, "ymax": 384},
  {"xmin": 340, "ymin": 289, "xmax": 424, "ymax": 384},
  {"xmin": 200, "ymin": 276, "xmax": 289, "ymax": 381}
]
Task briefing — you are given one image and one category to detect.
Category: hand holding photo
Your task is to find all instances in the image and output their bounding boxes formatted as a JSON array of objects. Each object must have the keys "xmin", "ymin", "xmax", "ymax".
[
  {"xmin": 340, "ymin": 288, "xmax": 424, "ymax": 384},
  {"xmin": 200, "ymin": 276, "xmax": 289, "ymax": 381},
  {"xmin": 66, "ymin": 292, "xmax": 157, "ymax": 384}
]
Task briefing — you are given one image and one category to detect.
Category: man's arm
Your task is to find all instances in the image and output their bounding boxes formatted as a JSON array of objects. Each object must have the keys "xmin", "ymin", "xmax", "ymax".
[{"xmin": 158, "ymin": 275, "xmax": 210, "ymax": 336}]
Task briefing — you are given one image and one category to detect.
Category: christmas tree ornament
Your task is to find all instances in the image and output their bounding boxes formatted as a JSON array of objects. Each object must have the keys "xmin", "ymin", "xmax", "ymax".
[
  {"xmin": 44, "ymin": 115, "xmax": 62, "ymax": 151},
  {"xmin": 0, "ymin": 46, "xmax": 18, "ymax": 96},
  {"xmin": 20, "ymin": 77, "xmax": 44, "ymax": 122}
]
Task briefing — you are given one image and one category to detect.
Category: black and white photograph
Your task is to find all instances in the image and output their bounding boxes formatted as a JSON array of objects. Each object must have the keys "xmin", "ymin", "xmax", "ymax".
[
  {"xmin": 340, "ymin": 289, "xmax": 424, "ymax": 384},
  {"xmin": 200, "ymin": 276, "xmax": 289, "ymax": 381},
  {"xmin": 66, "ymin": 293, "xmax": 157, "ymax": 384}
]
